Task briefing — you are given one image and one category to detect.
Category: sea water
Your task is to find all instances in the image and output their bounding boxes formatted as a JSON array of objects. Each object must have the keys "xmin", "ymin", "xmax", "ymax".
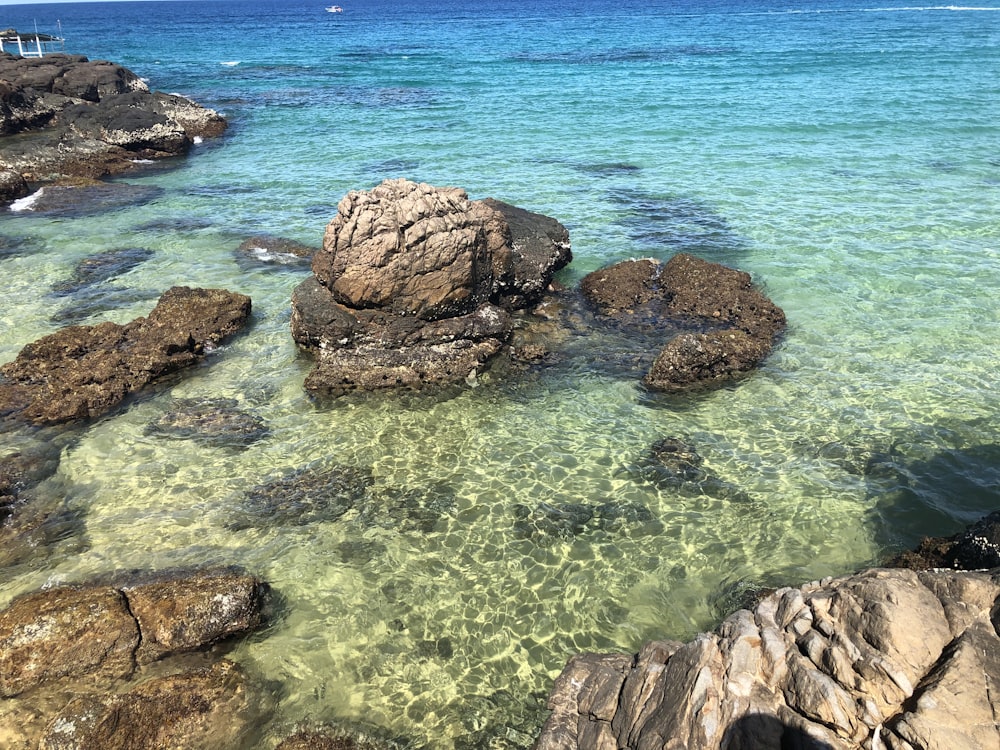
[{"xmin": 1, "ymin": 0, "xmax": 999, "ymax": 745}]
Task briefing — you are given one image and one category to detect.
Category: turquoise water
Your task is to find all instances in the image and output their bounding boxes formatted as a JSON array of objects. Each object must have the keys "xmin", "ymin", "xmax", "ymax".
[{"xmin": 2, "ymin": 0, "xmax": 999, "ymax": 745}]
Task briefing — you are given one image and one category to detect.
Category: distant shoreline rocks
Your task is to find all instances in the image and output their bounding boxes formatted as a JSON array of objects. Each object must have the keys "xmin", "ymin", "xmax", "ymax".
[{"xmin": 0, "ymin": 51, "xmax": 226, "ymax": 195}]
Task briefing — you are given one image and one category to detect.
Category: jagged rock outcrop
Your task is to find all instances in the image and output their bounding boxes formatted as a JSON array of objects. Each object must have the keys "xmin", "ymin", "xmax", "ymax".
[
  {"xmin": 291, "ymin": 179, "xmax": 571, "ymax": 394},
  {"xmin": 0, "ymin": 286, "xmax": 251, "ymax": 425},
  {"xmin": 580, "ymin": 253, "xmax": 785, "ymax": 392},
  {"xmin": 0, "ymin": 52, "xmax": 225, "ymax": 186},
  {"xmin": 533, "ymin": 567, "xmax": 1000, "ymax": 750}
]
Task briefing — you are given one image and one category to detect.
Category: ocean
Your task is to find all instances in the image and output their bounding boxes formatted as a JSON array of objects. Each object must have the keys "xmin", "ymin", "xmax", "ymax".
[{"xmin": 1, "ymin": 0, "xmax": 999, "ymax": 745}]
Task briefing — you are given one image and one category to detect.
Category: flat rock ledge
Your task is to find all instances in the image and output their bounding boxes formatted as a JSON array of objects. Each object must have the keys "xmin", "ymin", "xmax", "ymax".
[
  {"xmin": 0, "ymin": 52, "xmax": 226, "ymax": 191},
  {"xmin": 533, "ymin": 567, "xmax": 1000, "ymax": 750},
  {"xmin": 0, "ymin": 286, "xmax": 251, "ymax": 425},
  {"xmin": 581, "ymin": 254, "xmax": 786, "ymax": 392},
  {"xmin": 291, "ymin": 178, "xmax": 571, "ymax": 395}
]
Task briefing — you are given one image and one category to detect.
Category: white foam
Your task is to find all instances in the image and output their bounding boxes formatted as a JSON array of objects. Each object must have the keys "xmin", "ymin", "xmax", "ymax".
[
  {"xmin": 193, "ymin": 136, "xmax": 204, "ymax": 145},
  {"xmin": 221, "ymin": 60, "xmax": 240, "ymax": 67},
  {"xmin": 9, "ymin": 188, "xmax": 44, "ymax": 212}
]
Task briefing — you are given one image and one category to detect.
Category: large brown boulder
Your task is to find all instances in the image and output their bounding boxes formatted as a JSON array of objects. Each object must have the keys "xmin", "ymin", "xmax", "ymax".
[
  {"xmin": 0, "ymin": 568, "xmax": 268, "ymax": 698},
  {"xmin": 0, "ymin": 286, "xmax": 251, "ymax": 425},
  {"xmin": 534, "ymin": 567, "xmax": 1000, "ymax": 750},
  {"xmin": 292, "ymin": 179, "xmax": 571, "ymax": 395},
  {"xmin": 580, "ymin": 253, "xmax": 785, "ymax": 392},
  {"xmin": 0, "ymin": 52, "xmax": 226, "ymax": 186}
]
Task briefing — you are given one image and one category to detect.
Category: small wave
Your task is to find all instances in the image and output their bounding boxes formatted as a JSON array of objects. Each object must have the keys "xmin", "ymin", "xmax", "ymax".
[
  {"xmin": 221, "ymin": 60, "xmax": 241, "ymax": 67},
  {"xmin": 9, "ymin": 188, "xmax": 44, "ymax": 212}
]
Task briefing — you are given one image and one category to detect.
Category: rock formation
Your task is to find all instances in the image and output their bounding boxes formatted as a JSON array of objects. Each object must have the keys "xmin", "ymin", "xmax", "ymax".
[
  {"xmin": 291, "ymin": 179, "xmax": 571, "ymax": 394},
  {"xmin": 0, "ymin": 567, "xmax": 268, "ymax": 697},
  {"xmin": 0, "ymin": 568, "xmax": 271, "ymax": 749},
  {"xmin": 0, "ymin": 286, "xmax": 251, "ymax": 425},
  {"xmin": 0, "ymin": 52, "xmax": 226, "ymax": 188},
  {"xmin": 533, "ymin": 567, "xmax": 1000, "ymax": 750},
  {"xmin": 580, "ymin": 253, "xmax": 786, "ymax": 392}
]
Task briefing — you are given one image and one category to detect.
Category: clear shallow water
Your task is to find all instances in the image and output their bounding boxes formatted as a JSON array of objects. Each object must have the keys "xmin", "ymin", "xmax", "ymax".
[{"xmin": 1, "ymin": 0, "xmax": 999, "ymax": 745}]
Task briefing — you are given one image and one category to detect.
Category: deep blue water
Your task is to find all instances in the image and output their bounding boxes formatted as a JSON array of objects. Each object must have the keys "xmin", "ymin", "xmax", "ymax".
[{"xmin": 1, "ymin": 0, "xmax": 999, "ymax": 746}]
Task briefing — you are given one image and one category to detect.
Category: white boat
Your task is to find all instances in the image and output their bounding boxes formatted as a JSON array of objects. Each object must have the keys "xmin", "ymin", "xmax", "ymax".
[{"xmin": 326, "ymin": 5, "xmax": 343, "ymax": 12}]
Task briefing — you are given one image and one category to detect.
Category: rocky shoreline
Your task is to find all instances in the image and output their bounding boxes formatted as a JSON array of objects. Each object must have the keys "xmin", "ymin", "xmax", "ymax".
[
  {"xmin": 0, "ymin": 51, "xmax": 226, "ymax": 199},
  {"xmin": 1, "ymin": 54, "xmax": 998, "ymax": 750}
]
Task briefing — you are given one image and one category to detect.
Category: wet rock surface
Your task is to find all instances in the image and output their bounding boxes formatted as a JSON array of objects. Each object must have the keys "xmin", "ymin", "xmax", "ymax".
[
  {"xmin": 0, "ymin": 285, "xmax": 252, "ymax": 425},
  {"xmin": 580, "ymin": 253, "xmax": 786, "ymax": 392},
  {"xmin": 0, "ymin": 52, "xmax": 226, "ymax": 187},
  {"xmin": 0, "ymin": 567, "xmax": 269, "ymax": 697},
  {"xmin": 291, "ymin": 179, "xmax": 571, "ymax": 395},
  {"xmin": 235, "ymin": 234, "xmax": 317, "ymax": 270},
  {"xmin": 534, "ymin": 567, "xmax": 1000, "ymax": 750}
]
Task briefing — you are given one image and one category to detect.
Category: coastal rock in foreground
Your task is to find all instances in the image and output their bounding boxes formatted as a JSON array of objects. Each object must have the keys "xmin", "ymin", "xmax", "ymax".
[
  {"xmin": 38, "ymin": 659, "xmax": 265, "ymax": 750},
  {"xmin": 0, "ymin": 567, "xmax": 268, "ymax": 697},
  {"xmin": 0, "ymin": 52, "xmax": 226, "ymax": 186},
  {"xmin": 291, "ymin": 179, "xmax": 571, "ymax": 394},
  {"xmin": 533, "ymin": 567, "xmax": 1000, "ymax": 750},
  {"xmin": 0, "ymin": 286, "xmax": 251, "ymax": 425},
  {"xmin": 581, "ymin": 254, "xmax": 785, "ymax": 392}
]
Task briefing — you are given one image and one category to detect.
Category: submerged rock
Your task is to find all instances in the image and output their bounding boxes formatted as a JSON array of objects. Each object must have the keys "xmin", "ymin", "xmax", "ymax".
[
  {"xmin": 580, "ymin": 253, "xmax": 785, "ymax": 392},
  {"xmin": 228, "ymin": 462, "xmax": 374, "ymax": 530},
  {"xmin": 534, "ymin": 567, "xmax": 1000, "ymax": 750},
  {"xmin": 145, "ymin": 397, "xmax": 270, "ymax": 449},
  {"xmin": 291, "ymin": 179, "xmax": 571, "ymax": 395},
  {"xmin": 7, "ymin": 181, "xmax": 164, "ymax": 217},
  {"xmin": 513, "ymin": 499, "xmax": 659, "ymax": 543},
  {"xmin": 0, "ymin": 286, "xmax": 252, "ymax": 425},
  {"xmin": 235, "ymin": 234, "xmax": 316, "ymax": 270},
  {"xmin": 50, "ymin": 246, "xmax": 155, "ymax": 296},
  {"xmin": 48, "ymin": 284, "xmax": 161, "ymax": 326},
  {"xmin": 626, "ymin": 436, "xmax": 751, "ymax": 503},
  {"xmin": 0, "ymin": 52, "xmax": 226, "ymax": 187}
]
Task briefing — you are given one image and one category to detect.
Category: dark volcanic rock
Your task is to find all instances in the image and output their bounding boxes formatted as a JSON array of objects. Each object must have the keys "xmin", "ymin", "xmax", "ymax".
[
  {"xmin": 0, "ymin": 286, "xmax": 252, "ymax": 425},
  {"xmin": 0, "ymin": 52, "xmax": 226, "ymax": 187},
  {"xmin": 580, "ymin": 253, "xmax": 785, "ymax": 392},
  {"xmin": 145, "ymin": 397, "xmax": 270, "ymax": 449},
  {"xmin": 0, "ymin": 169, "xmax": 28, "ymax": 201},
  {"xmin": 292, "ymin": 179, "xmax": 571, "ymax": 395}
]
